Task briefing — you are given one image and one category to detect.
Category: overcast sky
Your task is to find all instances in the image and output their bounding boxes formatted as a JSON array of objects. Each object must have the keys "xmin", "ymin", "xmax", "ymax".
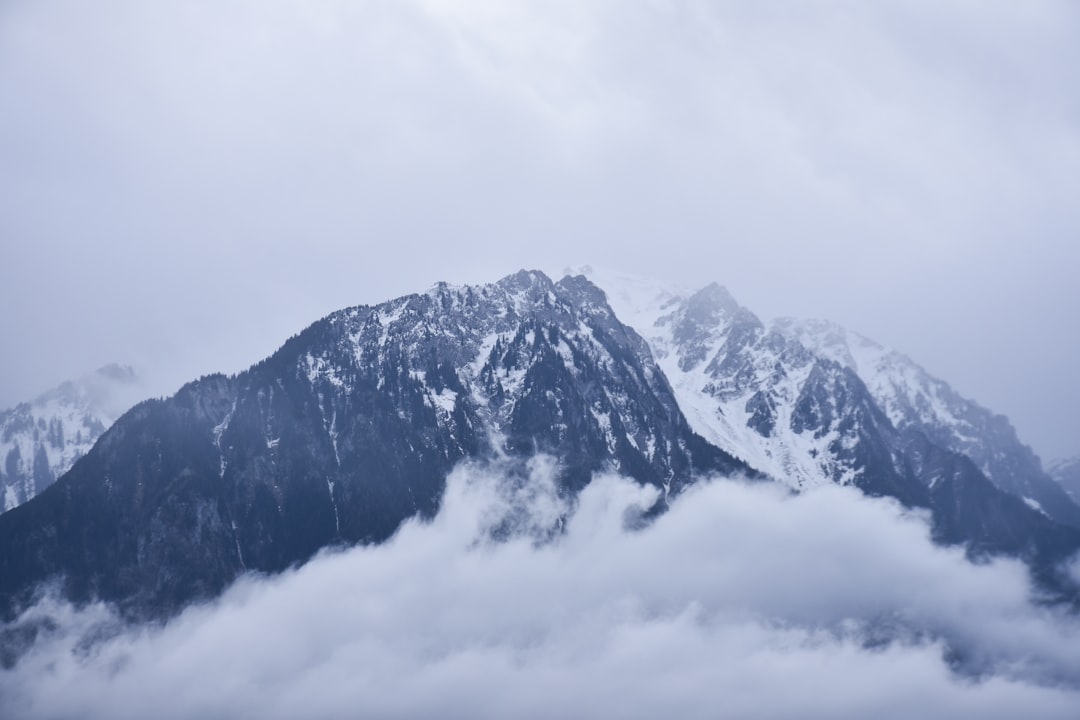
[{"xmin": 1, "ymin": 0, "xmax": 1077, "ymax": 461}]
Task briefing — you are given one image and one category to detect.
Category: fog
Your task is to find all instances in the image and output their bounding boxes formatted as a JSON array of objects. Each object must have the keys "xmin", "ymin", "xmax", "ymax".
[
  {"xmin": 3, "ymin": 458, "xmax": 1080, "ymax": 719},
  {"xmin": 1, "ymin": 0, "xmax": 1078, "ymax": 461}
]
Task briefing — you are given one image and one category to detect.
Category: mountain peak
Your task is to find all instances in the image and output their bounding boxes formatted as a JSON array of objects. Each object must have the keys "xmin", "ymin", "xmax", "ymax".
[
  {"xmin": 554, "ymin": 272, "xmax": 610, "ymax": 311},
  {"xmin": 695, "ymin": 281, "xmax": 739, "ymax": 309},
  {"xmin": 682, "ymin": 282, "xmax": 753, "ymax": 327},
  {"xmin": 497, "ymin": 268, "xmax": 554, "ymax": 293}
]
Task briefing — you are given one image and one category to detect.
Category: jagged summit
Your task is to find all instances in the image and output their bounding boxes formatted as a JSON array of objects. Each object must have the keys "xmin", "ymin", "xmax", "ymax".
[
  {"xmin": 690, "ymin": 281, "xmax": 743, "ymax": 315},
  {"xmin": 0, "ymin": 267, "xmax": 1076, "ymax": 623},
  {"xmin": 0, "ymin": 270, "xmax": 748, "ymax": 619}
]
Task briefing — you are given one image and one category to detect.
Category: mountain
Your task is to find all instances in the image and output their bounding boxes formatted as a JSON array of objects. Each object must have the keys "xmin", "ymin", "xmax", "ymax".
[
  {"xmin": 586, "ymin": 268, "xmax": 1080, "ymax": 577},
  {"xmin": 1, "ymin": 365, "xmax": 142, "ymax": 513},
  {"xmin": 1051, "ymin": 457, "xmax": 1080, "ymax": 501},
  {"xmin": 0, "ymin": 269, "xmax": 1076, "ymax": 624},
  {"xmin": 773, "ymin": 317, "xmax": 1080, "ymax": 528},
  {"xmin": 0, "ymin": 271, "xmax": 749, "ymax": 620}
]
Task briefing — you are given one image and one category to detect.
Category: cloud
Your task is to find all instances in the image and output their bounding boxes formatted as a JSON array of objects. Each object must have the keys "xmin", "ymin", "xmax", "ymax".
[{"xmin": 3, "ymin": 458, "xmax": 1080, "ymax": 719}]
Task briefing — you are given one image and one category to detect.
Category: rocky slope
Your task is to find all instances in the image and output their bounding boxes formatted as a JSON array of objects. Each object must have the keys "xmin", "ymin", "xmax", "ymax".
[
  {"xmin": 0, "ymin": 272, "xmax": 748, "ymax": 619},
  {"xmin": 1, "ymin": 269, "xmax": 1076, "ymax": 623},
  {"xmin": 774, "ymin": 317, "xmax": 1080, "ymax": 527},
  {"xmin": 587, "ymin": 267, "xmax": 1080, "ymax": 577}
]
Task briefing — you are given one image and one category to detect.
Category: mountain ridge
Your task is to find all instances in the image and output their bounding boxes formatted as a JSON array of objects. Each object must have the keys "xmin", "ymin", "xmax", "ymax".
[
  {"xmin": 772, "ymin": 316, "xmax": 1080, "ymax": 527},
  {"xmin": 0, "ymin": 270, "xmax": 751, "ymax": 620},
  {"xmin": 1, "ymin": 268, "xmax": 1077, "ymax": 624}
]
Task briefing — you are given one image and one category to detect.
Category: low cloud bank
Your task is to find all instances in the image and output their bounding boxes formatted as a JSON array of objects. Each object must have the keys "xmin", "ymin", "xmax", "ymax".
[{"xmin": 3, "ymin": 458, "xmax": 1080, "ymax": 719}]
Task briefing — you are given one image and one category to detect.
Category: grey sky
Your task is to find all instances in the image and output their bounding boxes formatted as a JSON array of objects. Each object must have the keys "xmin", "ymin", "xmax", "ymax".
[{"xmin": 1, "ymin": 0, "xmax": 1078, "ymax": 460}]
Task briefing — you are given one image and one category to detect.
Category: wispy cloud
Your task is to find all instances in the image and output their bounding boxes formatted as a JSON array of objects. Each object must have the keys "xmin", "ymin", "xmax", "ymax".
[{"xmin": 3, "ymin": 459, "xmax": 1079, "ymax": 718}]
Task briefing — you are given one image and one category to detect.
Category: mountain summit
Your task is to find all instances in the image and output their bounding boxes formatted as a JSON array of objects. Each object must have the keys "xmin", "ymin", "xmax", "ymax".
[
  {"xmin": 0, "ymin": 270, "xmax": 1077, "ymax": 622},
  {"xmin": 0, "ymin": 272, "xmax": 747, "ymax": 619}
]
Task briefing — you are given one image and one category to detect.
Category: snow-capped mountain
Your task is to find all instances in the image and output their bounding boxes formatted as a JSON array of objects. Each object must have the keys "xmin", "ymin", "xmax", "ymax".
[
  {"xmin": 589, "ymin": 268, "xmax": 919, "ymax": 496},
  {"xmin": 1, "ymin": 364, "xmax": 142, "ymax": 513},
  {"xmin": 584, "ymin": 267, "xmax": 1080, "ymax": 566},
  {"xmin": 586, "ymin": 267, "xmax": 1080, "ymax": 525},
  {"xmin": 0, "ymin": 271, "xmax": 748, "ymax": 619},
  {"xmin": 773, "ymin": 317, "xmax": 1080, "ymax": 527},
  {"xmin": 0, "ymin": 270, "xmax": 1075, "ymax": 623},
  {"xmin": 1051, "ymin": 457, "xmax": 1080, "ymax": 502}
]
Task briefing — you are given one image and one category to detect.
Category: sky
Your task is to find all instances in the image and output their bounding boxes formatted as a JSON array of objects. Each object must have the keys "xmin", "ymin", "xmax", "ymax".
[
  {"xmin": 1, "ymin": 0, "xmax": 1078, "ymax": 461},
  {"xmin": 4, "ymin": 461, "xmax": 1080, "ymax": 718}
]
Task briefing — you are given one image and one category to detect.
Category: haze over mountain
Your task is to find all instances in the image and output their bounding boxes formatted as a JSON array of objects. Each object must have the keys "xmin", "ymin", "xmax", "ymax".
[{"xmin": 1, "ymin": 365, "xmax": 145, "ymax": 512}]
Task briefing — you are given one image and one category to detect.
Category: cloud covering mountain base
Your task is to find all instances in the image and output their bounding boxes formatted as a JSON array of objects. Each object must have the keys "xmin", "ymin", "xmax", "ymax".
[{"xmin": 3, "ymin": 459, "xmax": 1080, "ymax": 719}]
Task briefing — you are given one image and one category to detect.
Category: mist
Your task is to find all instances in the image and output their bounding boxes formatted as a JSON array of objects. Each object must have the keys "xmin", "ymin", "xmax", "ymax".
[{"xmin": 3, "ymin": 458, "xmax": 1080, "ymax": 719}]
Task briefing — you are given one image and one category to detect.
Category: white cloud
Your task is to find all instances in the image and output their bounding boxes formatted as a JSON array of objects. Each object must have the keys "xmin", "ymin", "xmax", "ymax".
[{"xmin": 3, "ymin": 458, "xmax": 1080, "ymax": 718}]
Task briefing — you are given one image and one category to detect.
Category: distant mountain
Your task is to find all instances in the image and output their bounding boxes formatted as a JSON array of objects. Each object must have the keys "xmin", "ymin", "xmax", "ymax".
[
  {"xmin": 1050, "ymin": 457, "xmax": 1080, "ymax": 502},
  {"xmin": 1, "ymin": 365, "xmax": 142, "ymax": 513},
  {"xmin": 0, "ymin": 270, "xmax": 1076, "ymax": 624},
  {"xmin": 773, "ymin": 317, "xmax": 1080, "ymax": 527},
  {"xmin": 0, "ymin": 272, "xmax": 748, "ymax": 620}
]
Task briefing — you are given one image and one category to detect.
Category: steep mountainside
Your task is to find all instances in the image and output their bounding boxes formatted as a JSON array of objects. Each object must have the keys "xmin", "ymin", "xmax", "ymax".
[
  {"xmin": 1, "ymin": 365, "xmax": 142, "ymax": 513},
  {"xmin": 772, "ymin": 318, "xmax": 1080, "ymax": 527},
  {"xmin": 587, "ymin": 268, "xmax": 1080, "ymax": 578},
  {"xmin": 1, "ymin": 269, "xmax": 1076, "ymax": 623},
  {"xmin": 0, "ymin": 272, "xmax": 749, "ymax": 620},
  {"xmin": 591, "ymin": 270, "xmax": 918, "ymax": 494}
]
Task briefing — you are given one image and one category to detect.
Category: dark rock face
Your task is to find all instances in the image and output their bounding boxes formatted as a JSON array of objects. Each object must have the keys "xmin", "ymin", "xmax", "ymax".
[
  {"xmin": 0, "ymin": 272, "xmax": 751, "ymax": 620},
  {"xmin": 900, "ymin": 431, "xmax": 1080, "ymax": 581}
]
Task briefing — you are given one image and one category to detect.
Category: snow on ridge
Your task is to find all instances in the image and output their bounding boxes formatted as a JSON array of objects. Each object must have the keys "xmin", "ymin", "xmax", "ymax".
[
  {"xmin": 299, "ymin": 269, "xmax": 666, "ymax": 454},
  {"xmin": 1, "ymin": 365, "xmax": 145, "ymax": 512},
  {"xmin": 770, "ymin": 316, "xmax": 1005, "ymax": 452},
  {"xmin": 579, "ymin": 268, "xmax": 848, "ymax": 491}
]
